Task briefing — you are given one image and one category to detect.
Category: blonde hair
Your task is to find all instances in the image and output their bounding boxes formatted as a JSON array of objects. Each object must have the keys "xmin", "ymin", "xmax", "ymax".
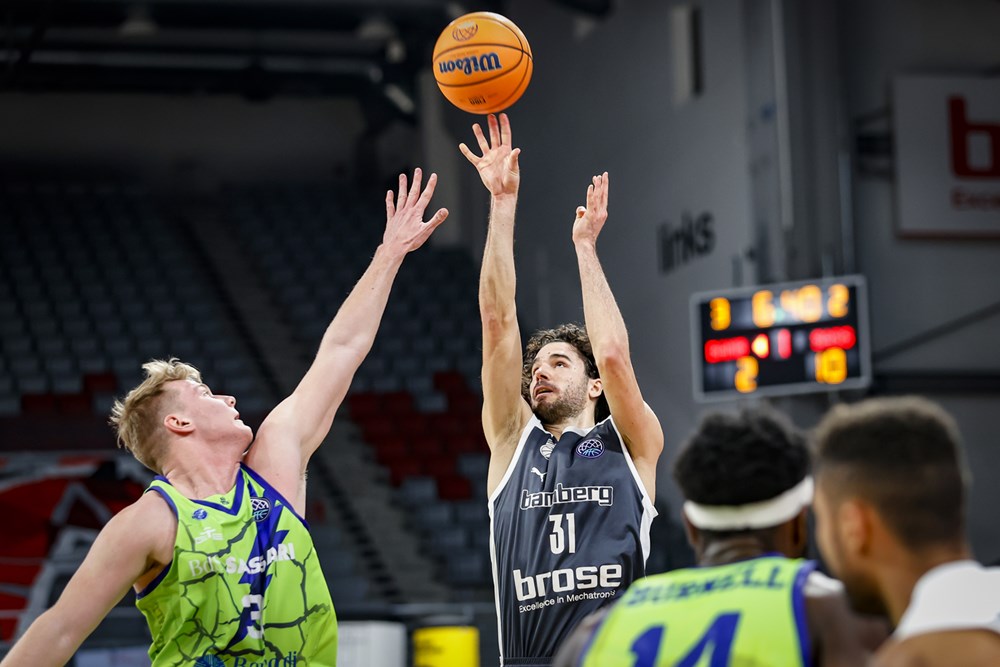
[{"xmin": 109, "ymin": 358, "xmax": 202, "ymax": 473}]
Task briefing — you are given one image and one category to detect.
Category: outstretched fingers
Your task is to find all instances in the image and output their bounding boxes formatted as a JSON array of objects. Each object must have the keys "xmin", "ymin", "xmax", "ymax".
[
  {"xmin": 499, "ymin": 113, "xmax": 512, "ymax": 147},
  {"xmin": 407, "ymin": 167, "xmax": 423, "ymax": 203},
  {"xmin": 385, "ymin": 189, "xmax": 396, "ymax": 220},
  {"xmin": 508, "ymin": 147, "xmax": 521, "ymax": 173},
  {"xmin": 487, "ymin": 113, "xmax": 501, "ymax": 149},
  {"xmin": 458, "ymin": 142, "xmax": 479, "ymax": 166},
  {"xmin": 473, "ymin": 122, "xmax": 490, "ymax": 155},
  {"xmin": 416, "ymin": 172, "xmax": 439, "ymax": 211},
  {"xmin": 396, "ymin": 172, "xmax": 409, "ymax": 210},
  {"xmin": 426, "ymin": 207, "xmax": 449, "ymax": 231}
]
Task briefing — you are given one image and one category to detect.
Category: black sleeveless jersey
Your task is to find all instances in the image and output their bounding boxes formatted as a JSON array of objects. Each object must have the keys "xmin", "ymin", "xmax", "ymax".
[{"xmin": 489, "ymin": 415, "xmax": 657, "ymax": 666}]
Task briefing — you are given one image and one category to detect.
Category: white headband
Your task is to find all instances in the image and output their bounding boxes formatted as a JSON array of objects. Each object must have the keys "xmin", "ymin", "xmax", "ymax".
[{"xmin": 683, "ymin": 476, "xmax": 814, "ymax": 531}]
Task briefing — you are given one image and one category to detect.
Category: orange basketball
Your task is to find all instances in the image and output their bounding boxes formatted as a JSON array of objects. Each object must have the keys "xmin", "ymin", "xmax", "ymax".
[{"xmin": 432, "ymin": 12, "xmax": 533, "ymax": 114}]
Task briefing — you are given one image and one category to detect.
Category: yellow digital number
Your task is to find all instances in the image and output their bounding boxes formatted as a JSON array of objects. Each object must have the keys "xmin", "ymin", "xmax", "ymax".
[
  {"xmin": 752, "ymin": 291, "xmax": 775, "ymax": 328},
  {"xmin": 815, "ymin": 348, "xmax": 847, "ymax": 384},
  {"xmin": 709, "ymin": 297, "xmax": 731, "ymax": 331},
  {"xmin": 735, "ymin": 356, "xmax": 759, "ymax": 393},
  {"xmin": 799, "ymin": 284, "xmax": 823, "ymax": 323},
  {"xmin": 780, "ymin": 290, "xmax": 798, "ymax": 321},
  {"xmin": 828, "ymin": 284, "xmax": 849, "ymax": 318}
]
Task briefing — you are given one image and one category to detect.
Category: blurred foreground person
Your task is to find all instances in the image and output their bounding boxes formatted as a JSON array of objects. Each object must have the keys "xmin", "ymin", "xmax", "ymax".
[{"xmin": 813, "ymin": 396, "xmax": 1000, "ymax": 667}]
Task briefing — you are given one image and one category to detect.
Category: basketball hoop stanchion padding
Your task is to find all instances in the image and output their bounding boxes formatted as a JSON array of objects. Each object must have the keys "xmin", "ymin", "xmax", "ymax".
[{"xmin": 412, "ymin": 625, "xmax": 479, "ymax": 667}]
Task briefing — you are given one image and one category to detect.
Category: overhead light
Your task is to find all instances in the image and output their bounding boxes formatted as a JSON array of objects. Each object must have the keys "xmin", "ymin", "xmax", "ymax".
[
  {"xmin": 383, "ymin": 83, "xmax": 414, "ymax": 115},
  {"xmin": 356, "ymin": 16, "xmax": 396, "ymax": 41},
  {"xmin": 119, "ymin": 3, "xmax": 158, "ymax": 38}
]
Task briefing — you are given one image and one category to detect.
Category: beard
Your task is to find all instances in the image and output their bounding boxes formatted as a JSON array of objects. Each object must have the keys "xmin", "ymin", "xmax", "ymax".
[
  {"xmin": 532, "ymin": 377, "xmax": 589, "ymax": 425},
  {"xmin": 839, "ymin": 569, "xmax": 889, "ymax": 617}
]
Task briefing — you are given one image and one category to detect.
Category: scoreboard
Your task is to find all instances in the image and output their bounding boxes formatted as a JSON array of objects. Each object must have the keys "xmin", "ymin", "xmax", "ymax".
[{"xmin": 691, "ymin": 275, "xmax": 871, "ymax": 401}]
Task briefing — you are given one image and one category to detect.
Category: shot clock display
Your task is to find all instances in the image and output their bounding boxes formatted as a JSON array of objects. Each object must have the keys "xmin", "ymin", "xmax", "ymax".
[{"xmin": 691, "ymin": 275, "xmax": 871, "ymax": 400}]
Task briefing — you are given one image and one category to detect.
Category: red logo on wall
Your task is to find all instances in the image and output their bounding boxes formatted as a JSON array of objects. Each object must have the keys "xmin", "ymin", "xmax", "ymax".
[{"xmin": 949, "ymin": 97, "xmax": 1000, "ymax": 179}]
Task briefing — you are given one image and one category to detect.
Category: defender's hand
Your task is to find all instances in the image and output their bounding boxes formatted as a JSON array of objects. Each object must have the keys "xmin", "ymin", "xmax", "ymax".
[{"xmin": 383, "ymin": 168, "xmax": 449, "ymax": 255}]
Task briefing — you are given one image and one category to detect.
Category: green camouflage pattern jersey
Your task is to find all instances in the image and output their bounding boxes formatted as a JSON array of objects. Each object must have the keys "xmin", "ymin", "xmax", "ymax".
[{"xmin": 136, "ymin": 465, "xmax": 338, "ymax": 667}]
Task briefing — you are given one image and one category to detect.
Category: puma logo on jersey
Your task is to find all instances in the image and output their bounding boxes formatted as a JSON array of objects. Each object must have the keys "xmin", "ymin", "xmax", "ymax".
[{"xmin": 530, "ymin": 467, "xmax": 547, "ymax": 483}]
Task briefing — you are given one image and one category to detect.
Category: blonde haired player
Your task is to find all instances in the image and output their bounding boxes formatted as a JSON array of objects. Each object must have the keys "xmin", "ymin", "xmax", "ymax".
[{"xmin": 1, "ymin": 169, "xmax": 448, "ymax": 667}]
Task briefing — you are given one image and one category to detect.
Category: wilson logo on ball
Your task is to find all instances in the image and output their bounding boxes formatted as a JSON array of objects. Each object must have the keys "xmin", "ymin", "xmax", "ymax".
[{"xmin": 437, "ymin": 53, "xmax": 502, "ymax": 76}]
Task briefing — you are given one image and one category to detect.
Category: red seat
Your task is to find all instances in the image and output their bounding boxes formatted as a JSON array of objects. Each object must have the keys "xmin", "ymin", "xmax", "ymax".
[
  {"xmin": 348, "ymin": 393, "xmax": 381, "ymax": 420},
  {"xmin": 423, "ymin": 455, "xmax": 457, "ymax": 477},
  {"xmin": 428, "ymin": 413, "xmax": 465, "ymax": 436},
  {"xmin": 57, "ymin": 394, "xmax": 92, "ymax": 416},
  {"xmin": 433, "ymin": 371, "xmax": 468, "ymax": 396},
  {"xmin": 397, "ymin": 413, "xmax": 429, "ymax": 434},
  {"xmin": 82, "ymin": 372, "xmax": 117, "ymax": 394},
  {"xmin": 361, "ymin": 419, "xmax": 397, "ymax": 441},
  {"xmin": 383, "ymin": 391, "xmax": 415, "ymax": 416},
  {"xmin": 388, "ymin": 458, "xmax": 422, "ymax": 486},
  {"xmin": 437, "ymin": 474, "xmax": 473, "ymax": 501},
  {"xmin": 21, "ymin": 394, "xmax": 57, "ymax": 415},
  {"xmin": 410, "ymin": 435, "xmax": 444, "ymax": 458},
  {"xmin": 448, "ymin": 393, "xmax": 481, "ymax": 416},
  {"xmin": 374, "ymin": 440, "xmax": 409, "ymax": 466}
]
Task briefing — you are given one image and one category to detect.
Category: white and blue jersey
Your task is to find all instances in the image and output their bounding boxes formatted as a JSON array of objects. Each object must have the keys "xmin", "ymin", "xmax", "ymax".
[{"xmin": 489, "ymin": 415, "xmax": 657, "ymax": 666}]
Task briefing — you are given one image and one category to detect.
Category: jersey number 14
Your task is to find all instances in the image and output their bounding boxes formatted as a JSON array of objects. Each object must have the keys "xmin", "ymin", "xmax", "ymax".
[{"xmin": 631, "ymin": 612, "xmax": 741, "ymax": 667}]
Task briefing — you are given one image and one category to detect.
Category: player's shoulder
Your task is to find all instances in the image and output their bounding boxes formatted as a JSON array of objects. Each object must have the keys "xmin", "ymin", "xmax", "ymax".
[
  {"xmin": 95, "ymin": 491, "xmax": 177, "ymax": 562},
  {"xmin": 110, "ymin": 490, "xmax": 178, "ymax": 537},
  {"xmin": 872, "ymin": 639, "xmax": 927, "ymax": 667},
  {"xmin": 877, "ymin": 630, "xmax": 1000, "ymax": 667}
]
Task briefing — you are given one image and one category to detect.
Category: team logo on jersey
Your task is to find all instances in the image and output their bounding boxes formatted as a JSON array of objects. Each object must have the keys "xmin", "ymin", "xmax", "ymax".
[
  {"xmin": 251, "ymin": 496, "xmax": 271, "ymax": 522},
  {"xmin": 192, "ymin": 508, "xmax": 208, "ymax": 520},
  {"xmin": 576, "ymin": 438, "xmax": 605, "ymax": 459},
  {"xmin": 539, "ymin": 439, "xmax": 555, "ymax": 460},
  {"xmin": 195, "ymin": 655, "xmax": 225, "ymax": 667}
]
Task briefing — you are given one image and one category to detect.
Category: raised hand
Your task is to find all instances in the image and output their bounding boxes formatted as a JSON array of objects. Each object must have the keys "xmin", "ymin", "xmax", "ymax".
[
  {"xmin": 459, "ymin": 113, "xmax": 520, "ymax": 197},
  {"xmin": 572, "ymin": 172, "xmax": 610, "ymax": 247},
  {"xmin": 382, "ymin": 167, "xmax": 449, "ymax": 255}
]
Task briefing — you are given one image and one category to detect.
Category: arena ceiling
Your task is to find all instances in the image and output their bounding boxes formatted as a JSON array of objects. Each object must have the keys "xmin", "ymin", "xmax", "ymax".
[{"xmin": 0, "ymin": 0, "xmax": 610, "ymax": 119}]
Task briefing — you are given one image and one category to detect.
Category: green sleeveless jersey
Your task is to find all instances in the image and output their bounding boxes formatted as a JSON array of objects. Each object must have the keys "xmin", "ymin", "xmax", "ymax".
[
  {"xmin": 580, "ymin": 556, "xmax": 814, "ymax": 667},
  {"xmin": 136, "ymin": 465, "xmax": 338, "ymax": 667}
]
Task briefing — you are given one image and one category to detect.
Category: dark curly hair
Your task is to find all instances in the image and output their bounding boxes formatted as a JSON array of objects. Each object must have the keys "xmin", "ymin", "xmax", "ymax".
[
  {"xmin": 673, "ymin": 408, "xmax": 810, "ymax": 541},
  {"xmin": 674, "ymin": 408, "xmax": 810, "ymax": 506},
  {"xmin": 521, "ymin": 323, "xmax": 610, "ymax": 422}
]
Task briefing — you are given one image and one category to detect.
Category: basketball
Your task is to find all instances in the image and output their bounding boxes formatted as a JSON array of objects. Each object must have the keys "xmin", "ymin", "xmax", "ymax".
[{"xmin": 432, "ymin": 12, "xmax": 533, "ymax": 114}]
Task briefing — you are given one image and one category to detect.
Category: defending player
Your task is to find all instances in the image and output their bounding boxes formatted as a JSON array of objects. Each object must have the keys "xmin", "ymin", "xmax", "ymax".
[
  {"xmin": 813, "ymin": 396, "xmax": 1000, "ymax": 666},
  {"xmin": 461, "ymin": 113, "xmax": 664, "ymax": 666},
  {"xmin": 554, "ymin": 408, "xmax": 879, "ymax": 667},
  {"xmin": 1, "ymin": 169, "xmax": 448, "ymax": 667}
]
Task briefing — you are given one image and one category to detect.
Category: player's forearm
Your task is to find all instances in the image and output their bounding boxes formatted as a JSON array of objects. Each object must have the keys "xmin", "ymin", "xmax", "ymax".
[
  {"xmin": 2, "ymin": 608, "xmax": 86, "ymax": 667},
  {"xmin": 479, "ymin": 194, "xmax": 519, "ymax": 324},
  {"xmin": 318, "ymin": 244, "xmax": 404, "ymax": 359},
  {"xmin": 576, "ymin": 241, "xmax": 630, "ymax": 363}
]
